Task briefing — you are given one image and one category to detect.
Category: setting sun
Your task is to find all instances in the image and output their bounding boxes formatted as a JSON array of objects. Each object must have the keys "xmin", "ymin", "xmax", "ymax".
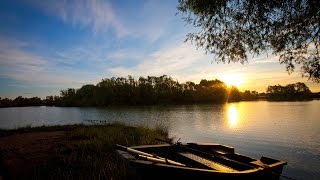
[{"xmin": 220, "ymin": 74, "xmax": 245, "ymax": 88}]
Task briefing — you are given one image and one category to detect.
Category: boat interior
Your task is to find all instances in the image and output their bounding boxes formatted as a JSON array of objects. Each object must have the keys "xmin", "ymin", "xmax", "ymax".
[{"xmin": 128, "ymin": 143, "xmax": 285, "ymax": 172}]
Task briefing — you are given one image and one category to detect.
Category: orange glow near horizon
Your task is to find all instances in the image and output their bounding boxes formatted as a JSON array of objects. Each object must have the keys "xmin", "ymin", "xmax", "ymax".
[{"xmin": 220, "ymin": 74, "xmax": 245, "ymax": 88}]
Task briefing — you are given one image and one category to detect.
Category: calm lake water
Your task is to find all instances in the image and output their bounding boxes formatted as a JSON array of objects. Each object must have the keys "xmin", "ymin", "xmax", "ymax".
[{"xmin": 1, "ymin": 100, "xmax": 319, "ymax": 180}]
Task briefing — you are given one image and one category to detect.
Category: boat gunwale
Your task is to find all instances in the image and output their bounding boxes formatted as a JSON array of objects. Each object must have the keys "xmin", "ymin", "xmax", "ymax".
[{"xmin": 117, "ymin": 150, "xmax": 264, "ymax": 174}]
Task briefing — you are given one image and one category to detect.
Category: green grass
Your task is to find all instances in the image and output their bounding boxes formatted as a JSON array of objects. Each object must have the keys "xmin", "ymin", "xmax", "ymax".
[
  {"xmin": 2, "ymin": 123, "xmax": 171, "ymax": 180},
  {"xmin": 59, "ymin": 123, "xmax": 170, "ymax": 179}
]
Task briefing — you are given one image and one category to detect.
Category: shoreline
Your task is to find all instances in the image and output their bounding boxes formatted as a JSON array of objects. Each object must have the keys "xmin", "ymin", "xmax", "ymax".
[
  {"xmin": 1, "ymin": 97, "xmax": 319, "ymax": 109},
  {"xmin": 0, "ymin": 123, "xmax": 170, "ymax": 179}
]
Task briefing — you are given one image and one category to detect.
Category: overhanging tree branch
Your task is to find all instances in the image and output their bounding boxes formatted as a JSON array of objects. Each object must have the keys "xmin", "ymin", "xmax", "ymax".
[{"xmin": 177, "ymin": 0, "xmax": 320, "ymax": 82}]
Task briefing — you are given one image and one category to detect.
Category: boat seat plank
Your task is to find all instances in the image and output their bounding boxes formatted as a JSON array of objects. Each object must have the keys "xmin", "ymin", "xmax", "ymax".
[
  {"xmin": 179, "ymin": 152, "xmax": 239, "ymax": 172},
  {"xmin": 215, "ymin": 150, "xmax": 227, "ymax": 154},
  {"xmin": 251, "ymin": 160, "xmax": 269, "ymax": 168}
]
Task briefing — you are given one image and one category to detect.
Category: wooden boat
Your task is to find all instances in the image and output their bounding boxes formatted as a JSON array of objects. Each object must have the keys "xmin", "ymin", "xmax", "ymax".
[{"xmin": 116, "ymin": 142, "xmax": 288, "ymax": 180}]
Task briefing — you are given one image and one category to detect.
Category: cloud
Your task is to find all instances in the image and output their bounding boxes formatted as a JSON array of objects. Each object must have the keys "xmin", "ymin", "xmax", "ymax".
[
  {"xmin": 108, "ymin": 41, "xmax": 208, "ymax": 80},
  {"xmin": 107, "ymin": 49, "xmax": 144, "ymax": 61},
  {"xmin": 106, "ymin": 36, "xmax": 319, "ymax": 93},
  {"xmin": 28, "ymin": 0, "xmax": 127, "ymax": 37},
  {"xmin": 122, "ymin": 0, "xmax": 178, "ymax": 42},
  {"xmin": 249, "ymin": 54, "xmax": 279, "ymax": 64},
  {"xmin": 25, "ymin": 0, "xmax": 183, "ymax": 42},
  {"xmin": 0, "ymin": 37, "xmax": 104, "ymax": 88},
  {"xmin": 0, "ymin": 38, "xmax": 47, "ymax": 75},
  {"xmin": 137, "ymin": 1, "xmax": 172, "ymax": 42},
  {"xmin": 53, "ymin": 46, "xmax": 108, "ymax": 67}
]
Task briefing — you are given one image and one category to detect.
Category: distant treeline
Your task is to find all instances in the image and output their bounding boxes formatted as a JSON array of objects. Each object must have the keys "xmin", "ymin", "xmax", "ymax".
[
  {"xmin": 0, "ymin": 75, "xmax": 317, "ymax": 108},
  {"xmin": 266, "ymin": 82, "xmax": 314, "ymax": 101}
]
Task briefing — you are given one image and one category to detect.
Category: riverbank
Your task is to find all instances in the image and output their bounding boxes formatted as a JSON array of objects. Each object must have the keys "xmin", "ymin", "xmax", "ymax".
[{"xmin": 0, "ymin": 123, "xmax": 170, "ymax": 180}]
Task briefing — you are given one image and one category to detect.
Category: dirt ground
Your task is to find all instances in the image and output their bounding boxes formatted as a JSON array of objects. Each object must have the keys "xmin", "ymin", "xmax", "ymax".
[{"xmin": 0, "ymin": 131, "xmax": 66, "ymax": 179}]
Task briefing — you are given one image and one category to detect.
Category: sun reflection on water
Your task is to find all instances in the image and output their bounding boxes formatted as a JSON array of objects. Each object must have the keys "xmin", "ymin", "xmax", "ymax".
[{"xmin": 227, "ymin": 104, "xmax": 239, "ymax": 128}]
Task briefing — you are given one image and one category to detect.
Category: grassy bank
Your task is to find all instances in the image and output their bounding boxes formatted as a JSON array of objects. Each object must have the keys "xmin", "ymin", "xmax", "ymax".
[{"xmin": 0, "ymin": 123, "xmax": 171, "ymax": 180}]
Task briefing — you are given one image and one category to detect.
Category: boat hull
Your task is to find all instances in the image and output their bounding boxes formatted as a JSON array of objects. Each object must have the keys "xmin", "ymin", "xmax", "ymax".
[{"xmin": 116, "ymin": 143, "xmax": 287, "ymax": 180}]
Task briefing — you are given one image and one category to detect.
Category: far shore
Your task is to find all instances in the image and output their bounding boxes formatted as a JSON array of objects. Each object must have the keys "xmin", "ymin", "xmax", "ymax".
[{"xmin": 1, "ymin": 96, "xmax": 320, "ymax": 109}]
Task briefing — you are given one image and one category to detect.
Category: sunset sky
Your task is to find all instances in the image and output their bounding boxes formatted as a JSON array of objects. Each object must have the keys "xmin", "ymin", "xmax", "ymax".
[{"xmin": 1, "ymin": 0, "xmax": 319, "ymax": 99}]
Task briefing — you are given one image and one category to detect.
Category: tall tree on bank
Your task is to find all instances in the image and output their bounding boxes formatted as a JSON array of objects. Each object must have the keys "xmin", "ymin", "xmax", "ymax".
[{"xmin": 177, "ymin": 0, "xmax": 320, "ymax": 82}]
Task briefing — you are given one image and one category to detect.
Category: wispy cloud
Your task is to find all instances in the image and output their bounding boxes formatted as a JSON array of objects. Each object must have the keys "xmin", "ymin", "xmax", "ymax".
[
  {"xmin": 25, "ymin": 0, "xmax": 182, "ymax": 42},
  {"xmin": 53, "ymin": 45, "xmax": 108, "ymax": 67},
  {"xmin": 0, "ymin": 37, "xmax": 47, "ymax": 75},
  {"xmin": 249, "ymin": 54, "xmax": 279, "ymax": 64},
  {"xmin": 0, "ymin": 37, "xmax": 104, "ymax": 88},
  {"xmin": 136, "ymin": 0, "xmax": 173, "ymax": 42},
  {"xmin": 106, "ymin": 36, "xmax": 319, "ymax": 92},
  {"xmin": 121, "ymin": 0, "xmax": 178, "ymax": 42},
  {"xmin": 107, "ymin": 49, "xmax": 144, "ymax": 61},
  {"xmin": 108, "ymin": 40, "xmax": 208, "ymax": 80},
  {"xmin": 28, "ymin": 0, "xmax": 127, "ymax": 37}
]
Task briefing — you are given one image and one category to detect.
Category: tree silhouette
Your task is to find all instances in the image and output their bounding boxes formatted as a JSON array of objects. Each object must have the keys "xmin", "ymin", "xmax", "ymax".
[
  {"xmin": 0, "ymin": 76, "xmax": 315, "ymax": 107},
  {"xmin": 177, "ymin": 0, "xmax": 320, "ymax": 82},
  {"xmin": 266, "ymin": 82, "xmax": 312, "ymax": 100}
]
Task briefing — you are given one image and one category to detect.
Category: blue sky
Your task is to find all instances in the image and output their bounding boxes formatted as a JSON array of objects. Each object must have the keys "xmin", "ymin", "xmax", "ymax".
[{"xmin": 0, "ymin": 0, "xmax": 319, "ymax": 98}]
